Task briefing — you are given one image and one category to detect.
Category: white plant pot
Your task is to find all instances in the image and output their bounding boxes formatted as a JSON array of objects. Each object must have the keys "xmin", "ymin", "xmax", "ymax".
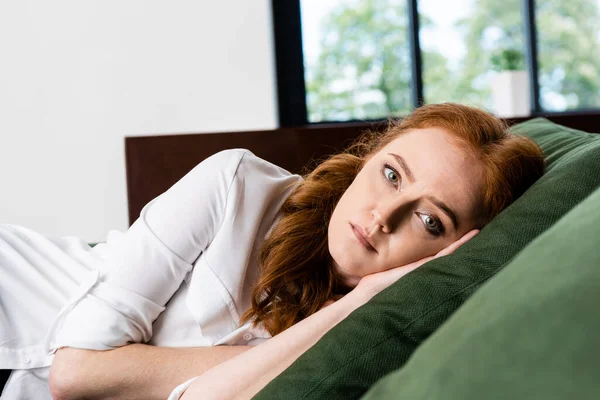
[{"xmin": 490, "ymin": 70, "xmax": 531, "ymax": 117}]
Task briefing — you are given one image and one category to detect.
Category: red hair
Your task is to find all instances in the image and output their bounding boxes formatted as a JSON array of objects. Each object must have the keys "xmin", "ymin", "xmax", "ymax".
[{"xmin": 240, "ymin": 103, "xmax": 545, "ymax": 336}]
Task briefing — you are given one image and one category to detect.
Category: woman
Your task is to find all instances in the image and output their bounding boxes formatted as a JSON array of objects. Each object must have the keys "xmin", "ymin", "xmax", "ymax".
[{"xmin": 0, "ymin": 103, "xmax": 544, "ymax": 400}]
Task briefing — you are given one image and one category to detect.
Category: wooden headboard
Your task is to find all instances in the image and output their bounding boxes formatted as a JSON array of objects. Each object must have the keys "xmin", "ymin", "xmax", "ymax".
[{"xmin": 124, "ymin": 112, "xmax": 600, "ymax": 225}]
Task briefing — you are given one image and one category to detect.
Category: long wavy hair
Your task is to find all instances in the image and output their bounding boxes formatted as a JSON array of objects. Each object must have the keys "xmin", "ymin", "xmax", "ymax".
[{"xmin": 240, "ymin": 103, "xmax": 545, "ymax": 336}]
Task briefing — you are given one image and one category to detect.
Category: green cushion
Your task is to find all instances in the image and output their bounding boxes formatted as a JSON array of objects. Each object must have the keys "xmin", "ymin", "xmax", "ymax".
[
  {"xmin": 254, "ymin": 118, "xmax": 600, "ymax": 400},
  {"xmin": 361, "ymin": 183, "xmax": 600, "ymax": 400}
]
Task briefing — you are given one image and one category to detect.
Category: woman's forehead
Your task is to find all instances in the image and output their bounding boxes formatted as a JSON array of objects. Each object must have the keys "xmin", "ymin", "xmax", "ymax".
[{"xmin": 375, "ymin": 128, "xmax": 484, "ymax": 217}]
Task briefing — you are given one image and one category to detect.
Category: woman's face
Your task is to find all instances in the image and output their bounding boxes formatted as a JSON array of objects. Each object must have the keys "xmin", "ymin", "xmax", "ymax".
[{"xmin": 328, "ymin": 127, "xmax": 484, "ymax": 287}]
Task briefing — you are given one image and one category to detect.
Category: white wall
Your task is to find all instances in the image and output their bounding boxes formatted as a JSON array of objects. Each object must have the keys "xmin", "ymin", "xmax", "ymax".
[{"xmin": 0, "ymin": 0, "xmax": 278, "ymax": 243}]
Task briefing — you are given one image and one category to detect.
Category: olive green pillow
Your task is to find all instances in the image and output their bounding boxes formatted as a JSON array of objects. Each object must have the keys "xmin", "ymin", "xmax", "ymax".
[
  {"xmin": 254, "ymin": 118, "xmax": 600, "ymax": 400},
  {"xmin": 362, "ymin": 183, "xmax": 600, "ymax": 400}
]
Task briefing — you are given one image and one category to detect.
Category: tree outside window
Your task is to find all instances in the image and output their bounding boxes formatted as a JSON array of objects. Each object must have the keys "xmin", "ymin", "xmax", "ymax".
[{"xmin": 301, "ymin": 0, "xmax": 600, "ymax": 122}]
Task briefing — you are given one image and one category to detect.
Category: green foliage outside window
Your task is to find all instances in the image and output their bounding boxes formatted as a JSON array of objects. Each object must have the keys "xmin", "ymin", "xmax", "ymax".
[
  {"xmin": 490, "ymin": 48, "xmax": 525, "ymax": 72},
  {"xmin": 304, "ymin": 0, "xmax": 600, "ymax": 121}
]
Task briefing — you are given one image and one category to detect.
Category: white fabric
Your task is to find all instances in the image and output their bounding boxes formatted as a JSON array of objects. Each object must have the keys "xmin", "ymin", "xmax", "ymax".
[
  {"xmin": 0, "ymin": 149, "xmax": 302, "ymax": 399},
  {"xmin": 166, "ymin": 376, "xmax": 199, "ymax": 400}
]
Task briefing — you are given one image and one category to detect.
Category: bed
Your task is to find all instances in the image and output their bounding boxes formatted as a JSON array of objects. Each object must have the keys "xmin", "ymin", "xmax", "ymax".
[{"xmin": 2, "ymin": 111, "xmax": 600, "ymax": 395}]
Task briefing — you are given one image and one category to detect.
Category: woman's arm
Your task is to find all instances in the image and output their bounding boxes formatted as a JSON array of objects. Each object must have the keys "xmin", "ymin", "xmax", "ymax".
[
  {"xmin": 48, "ymin": 150, "xmax": 302, "ymax": 399},
  {"xmin": 181, "ymin": 290, "xmax": 369, "ymax": 400},
  {"xmin": 50, "ymin": 343, "xmax": 251, "ymax": 400},
  {"xmin": 46, "ymin": 150, "xmax": 248, "ymax": 399},
  {"xmin": 181, "ymin": 230, "xmax": 478, "ymax": 400}
]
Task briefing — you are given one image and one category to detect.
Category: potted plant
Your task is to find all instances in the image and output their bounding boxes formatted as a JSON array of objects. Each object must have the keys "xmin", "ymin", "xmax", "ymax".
[{"xmin": 490, "ymin": 48, "xmax": 530, "ymax": 117}]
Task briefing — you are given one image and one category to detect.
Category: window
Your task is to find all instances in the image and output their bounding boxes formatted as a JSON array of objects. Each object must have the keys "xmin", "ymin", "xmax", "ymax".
[
  {"xmin": 536, "ymin": 0, "xmax": 600, "ymax": 110},
  {"xmin": 301, "ymin": 0, "xmax": 411, "ymax": 122},
  {"xmin": 272, "ymin": 0, "xmax": 600, "ymax": 126},
  {"xmin": 419, "ymin": 0, "xmax": 524, "ymax": 109}
]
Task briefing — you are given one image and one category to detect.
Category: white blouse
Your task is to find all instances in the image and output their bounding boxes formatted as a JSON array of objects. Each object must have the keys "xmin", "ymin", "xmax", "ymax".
[{"xmin": 0, "ymin": 149, "xmax": 303, "ymax": 399}]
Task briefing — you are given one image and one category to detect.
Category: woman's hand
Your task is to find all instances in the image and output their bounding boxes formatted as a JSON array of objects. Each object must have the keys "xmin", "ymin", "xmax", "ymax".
[{"xmin": 353, "ymin": 229, "xmax": 480, "ymax": 301}]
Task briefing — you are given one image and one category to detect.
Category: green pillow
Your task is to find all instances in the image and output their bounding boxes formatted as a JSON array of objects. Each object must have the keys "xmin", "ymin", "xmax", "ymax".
[
  {"xmin": 254, "ymin": 118, "xmax": 600, "ymax": 400},
  {"xmin": 361, "ymin": 183, "xmax": 600, "ymax": 400}
]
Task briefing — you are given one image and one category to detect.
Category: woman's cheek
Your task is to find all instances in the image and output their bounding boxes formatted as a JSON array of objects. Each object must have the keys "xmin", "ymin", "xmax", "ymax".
[
  {"xmin": 387, "ymin": 234, "xmax": 420, "ymax": 266},
  {"xmin": 391, "ymin": 228, "xmax": 437, "ymax": 266}
]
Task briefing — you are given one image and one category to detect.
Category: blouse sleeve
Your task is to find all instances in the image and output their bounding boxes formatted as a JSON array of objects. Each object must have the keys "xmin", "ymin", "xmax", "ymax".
[
  {"xmin": 167, "ymin": 377, "xmax": 199, "ymax": 400},
  {"xmin": 46, "ymin": 149, "xmax": 249, "ymax": 352}
]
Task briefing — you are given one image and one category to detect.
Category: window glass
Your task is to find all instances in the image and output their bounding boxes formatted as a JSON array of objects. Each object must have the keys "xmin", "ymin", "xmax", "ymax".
[
  {"xmin": 419, "ymin": 0, "xmax": 526, "ymax": 114},
  {"xmin": 301, "ymin": 0, "xmax": 411, "ymax": 122},
  {"xmin": 536, "ymin": 0, "xmax": 600, "ymax": 110},
  {"xmin": 299, "ymin": 0, "xmax": 600, "ymax": 121}
]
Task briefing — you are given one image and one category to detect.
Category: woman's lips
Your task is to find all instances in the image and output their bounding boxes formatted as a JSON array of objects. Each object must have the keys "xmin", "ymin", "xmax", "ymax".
[{"xmin": 350, "ymin": 223, "xmax": 377, "ymax": 252}]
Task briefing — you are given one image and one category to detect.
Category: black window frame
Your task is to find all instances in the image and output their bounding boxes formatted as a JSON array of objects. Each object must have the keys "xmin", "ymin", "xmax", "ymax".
[{"xmin": 272, "ymin": 0, "xmax": 599, "ymax": 127}]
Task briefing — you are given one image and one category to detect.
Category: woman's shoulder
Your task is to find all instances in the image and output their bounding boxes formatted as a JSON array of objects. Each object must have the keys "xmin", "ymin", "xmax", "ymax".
[
  {"xmin": 208, "ymin": 148, "xmax": 300, "ymax": 182},
  {"xmin": 163, "ymin": 149, "xmax": 301, "ymax": 207}
]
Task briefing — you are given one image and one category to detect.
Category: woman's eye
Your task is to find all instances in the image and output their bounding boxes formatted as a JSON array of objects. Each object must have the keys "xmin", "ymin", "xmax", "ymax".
[
  {"xmin": 419, "ymin": 213, "xmax": 445, "ymax": 236},
  {"xmin": 383, "ymin": 165, "xmax": 399, "ymax": 185}
]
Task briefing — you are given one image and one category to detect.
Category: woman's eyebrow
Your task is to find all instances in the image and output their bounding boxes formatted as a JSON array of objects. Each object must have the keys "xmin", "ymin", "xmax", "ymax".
[
  {"xmin": 427, "ymin": 195, "xmax": 458, "ymax": 230},
  {"xmin": 388, "ymin": 153, "xmax": 415, "ymax": 183},
  {"xmin": 387, "ymin": 152, "xmax": 458, "ymax": 229}
]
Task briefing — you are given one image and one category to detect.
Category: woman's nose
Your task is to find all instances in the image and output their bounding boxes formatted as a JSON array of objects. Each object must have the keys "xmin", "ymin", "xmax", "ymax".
[
  {"xmin": 371, "ymin": 198, "xmax": 409, "ymax": 234},
  {"xmin": 371, "ymin": 207, "xmax": 391, "ymax": 233}
]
